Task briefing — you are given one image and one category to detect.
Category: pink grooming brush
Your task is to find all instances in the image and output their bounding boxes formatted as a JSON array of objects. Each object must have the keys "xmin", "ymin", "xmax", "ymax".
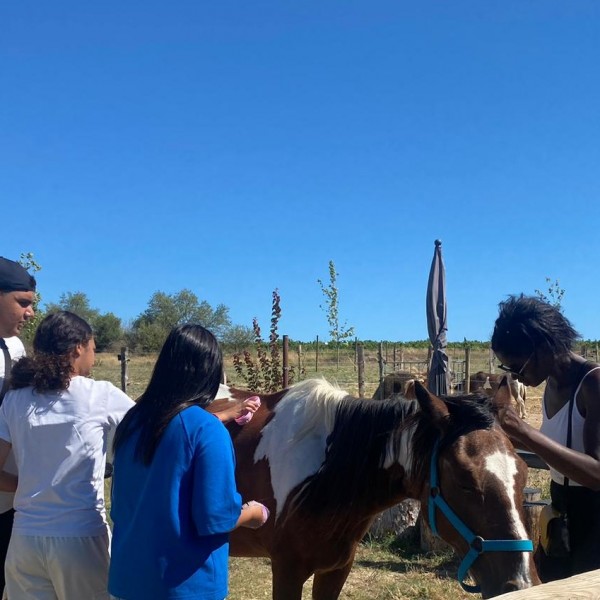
[{"xmin": 235, "ymin": 396, "xmax": 261, "ymax": 425}]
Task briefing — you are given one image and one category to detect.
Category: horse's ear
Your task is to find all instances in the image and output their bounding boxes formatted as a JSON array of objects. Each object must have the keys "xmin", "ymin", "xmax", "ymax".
[
  {"xmin": 491, "ymin": 375, "xmax": 512, "ymax": 412},
  {"xmin": 414, "ymin": 380, "xmax": 450, "ymax": 432}
]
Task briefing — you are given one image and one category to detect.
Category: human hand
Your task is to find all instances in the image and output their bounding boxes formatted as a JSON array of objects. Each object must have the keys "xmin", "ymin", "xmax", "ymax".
[
  {"xmin": 496, "ymin": 403, "xmax": 527, "ymax": 444},
  {"xmin": 240, "ymin": 500, "xmax": 270, "ymax": 529},
  {"xmin": 235, "ymin": 396, "xmax": 261, "ymax": 425}
]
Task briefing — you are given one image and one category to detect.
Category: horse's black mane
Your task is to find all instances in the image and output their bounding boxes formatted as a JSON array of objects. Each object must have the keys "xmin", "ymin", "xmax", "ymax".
[
  {"xmin": 294, "ymin": 391, "xmax": 495, "ymax": 517},
  {"xmin": 409, "ymin": 392, "xmax": 496, "ymax": 487}
]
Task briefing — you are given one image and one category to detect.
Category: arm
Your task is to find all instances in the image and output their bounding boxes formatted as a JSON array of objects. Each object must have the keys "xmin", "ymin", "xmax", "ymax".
[
  {"xmin": 498, "ymin": 372, "xmax": 600, "ymax": 490},
  {"xmin": 213, "ymin": 397, "xmax": 260, "ymax": 424},
  {"xmin": 235, "ymin": 501, "xmax": 270, "ymax": 529},
  {"xmin": 0, "ymin": 439, "xmax": 17, "ymax": 493}
]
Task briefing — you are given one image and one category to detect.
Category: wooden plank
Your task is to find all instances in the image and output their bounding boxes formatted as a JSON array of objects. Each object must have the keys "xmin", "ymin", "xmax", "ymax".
[
  {"xmin": 517, "ymin": 449, "xmax": 549, "ymax": 471},
  {"xmin": 495, "ymin": 569, "xmax": 600, "ymax": 598}
]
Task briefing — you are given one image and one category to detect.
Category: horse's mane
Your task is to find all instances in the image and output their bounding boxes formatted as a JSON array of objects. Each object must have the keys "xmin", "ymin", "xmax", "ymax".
[
  {"xmin": 293, "ymin": 390, "xmax": 495, "ymax": 519},
  {"xmin": 409, "ymin": 392, "xmax": 495, "ymax": 486}
]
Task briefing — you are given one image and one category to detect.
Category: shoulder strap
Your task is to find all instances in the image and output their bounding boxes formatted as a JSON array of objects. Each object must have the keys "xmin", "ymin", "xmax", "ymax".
[
  {"xmin": 564, "ymin": 361, "xmax": 593, "ymax": 488},
  {"xmin": 0, "ymin": 338, "xmax": 11, "ymax": 404}
]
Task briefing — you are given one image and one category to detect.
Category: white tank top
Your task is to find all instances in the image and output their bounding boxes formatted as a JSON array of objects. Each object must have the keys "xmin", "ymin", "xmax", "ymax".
[{"xmin": 540, "ymin": 366, "xmax": 600, "ymax": 486}]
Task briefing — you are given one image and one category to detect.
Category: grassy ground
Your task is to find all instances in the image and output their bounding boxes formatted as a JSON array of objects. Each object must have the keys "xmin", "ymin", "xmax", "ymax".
[
  {"xmin": 96, "ymin": 346, "xmax": 550, "ymax": 600},
  {"xmin": 228, "ymin": 544, "xmax": 475, "ymax": 600}
]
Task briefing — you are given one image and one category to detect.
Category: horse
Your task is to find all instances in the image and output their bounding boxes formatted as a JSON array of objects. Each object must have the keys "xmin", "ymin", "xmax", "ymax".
[
  {"xmin": 371, "ymin": 372, "xmax": 425, "ymax": 400},
  {"xmin": 470, "ymin": 372, "xmax": 528, "ymax": 419},
  {"xmin": 209, "ymin": 378, "xmax": 540, "ymax": 599}
]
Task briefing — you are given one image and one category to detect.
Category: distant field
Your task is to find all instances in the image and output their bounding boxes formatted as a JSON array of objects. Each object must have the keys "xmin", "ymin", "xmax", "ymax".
[{"xmin": 93, "ymin": 344, "xmax": 521, "ymax": 397}]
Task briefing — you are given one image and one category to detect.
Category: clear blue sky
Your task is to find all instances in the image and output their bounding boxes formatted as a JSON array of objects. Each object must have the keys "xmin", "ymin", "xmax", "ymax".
[{"xmin": 3, "ymin": 2, "xmax": 600, "ymax": 342}]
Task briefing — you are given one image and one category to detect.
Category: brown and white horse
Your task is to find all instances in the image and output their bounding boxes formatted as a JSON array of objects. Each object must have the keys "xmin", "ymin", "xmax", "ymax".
[{"xmin": 209, "ymin": 379, "xmax": 539, "ymax": 599}]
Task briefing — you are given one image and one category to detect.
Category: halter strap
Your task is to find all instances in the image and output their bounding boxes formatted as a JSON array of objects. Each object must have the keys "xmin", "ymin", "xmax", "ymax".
[{"xmin": 428, "ymin": 439, "xmax": 533, "ymax": 593}]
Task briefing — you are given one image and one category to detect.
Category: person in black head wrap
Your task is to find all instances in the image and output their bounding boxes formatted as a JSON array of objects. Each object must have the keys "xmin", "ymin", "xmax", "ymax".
[{"xmin": 0, "ymin": 256, "xmax": 36, "ymax": 595}]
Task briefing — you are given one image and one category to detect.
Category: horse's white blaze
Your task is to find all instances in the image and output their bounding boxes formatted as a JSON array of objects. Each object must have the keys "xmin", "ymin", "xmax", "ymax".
[
  {"xmin": 485, "ymin": 449, "xmax": 533, "ymax": 585},
  {"xmin": 254, "ymin": 379, "xmax": 347, "ymax": 519}
]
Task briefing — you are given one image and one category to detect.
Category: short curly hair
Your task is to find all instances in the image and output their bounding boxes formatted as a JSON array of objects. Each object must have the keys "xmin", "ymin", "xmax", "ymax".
[{"xmin": 491, "ymin": 294, "xmax": 580, "ymax": 359}]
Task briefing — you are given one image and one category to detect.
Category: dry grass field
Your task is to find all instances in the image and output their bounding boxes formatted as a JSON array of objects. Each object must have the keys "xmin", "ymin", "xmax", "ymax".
[{"xmin": 95, "ymin": 346, "xmax": 550, "ymax": 600}]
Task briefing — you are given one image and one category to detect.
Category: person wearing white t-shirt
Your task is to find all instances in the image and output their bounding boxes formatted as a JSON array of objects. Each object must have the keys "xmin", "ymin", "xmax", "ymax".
[
  {"xmin": 0, "ymin": 311, "xmax": 134, "ymax": 600},
  {"xmin": 0, "ymin": 256, "xmax": 36, "ymax": 595}
]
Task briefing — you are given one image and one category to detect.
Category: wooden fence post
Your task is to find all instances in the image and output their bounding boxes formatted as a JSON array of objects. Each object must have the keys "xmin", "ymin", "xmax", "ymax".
[
  {"xmin": 426, "ymin": 346, "xmax": 432, "ymax": 380},
  {"xmin": 118, "ymin": 346, "xmax": 129, "ymax": 393},
  {"xmin": 357, "ymin": 343, "xmax": 365, "ymax": 397},
  {"xmin": 282, "ymin": 335, "xmax": 289, "ymax": 388},
  {"xmin": 378, "ymin": 342, "xmax": 385, "ymax": 400},
  {"xmin": 297, "ymin": 344, "xmax": 302, "ymax": 376},
  {"xmin": 465, "ymin": 346, "xmax": 471, "ymax": 392},
  {"xmin": 315, "ymin": 336, "xmax": 319, "ymax": 372}
]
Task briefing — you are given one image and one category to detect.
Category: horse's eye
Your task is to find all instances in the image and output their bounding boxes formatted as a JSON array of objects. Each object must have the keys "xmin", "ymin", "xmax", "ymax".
[{"xmin": 460, "ymin": 485, "xmax": 483, "ymax": 499}]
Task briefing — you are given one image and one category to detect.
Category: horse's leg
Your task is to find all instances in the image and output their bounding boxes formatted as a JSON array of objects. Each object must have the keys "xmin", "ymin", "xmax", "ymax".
[
  {"xmin": 271, "ymin": 556, "xmax": 311, "ymax": 600},
  {"xmin": 311, "ymin": 564, "xmax": 353, "ymax": 600}
]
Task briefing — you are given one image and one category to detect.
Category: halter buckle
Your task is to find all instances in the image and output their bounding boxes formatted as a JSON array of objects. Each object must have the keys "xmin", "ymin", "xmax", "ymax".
[{"xmin": 470, "ymin": 536, "xmax": 484, "ymax": 553}]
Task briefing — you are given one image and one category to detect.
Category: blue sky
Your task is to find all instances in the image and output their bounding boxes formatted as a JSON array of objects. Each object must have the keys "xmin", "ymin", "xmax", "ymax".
[{"xmin": 3, "ymin": 2, "xmax": 600, "ymax": 342}]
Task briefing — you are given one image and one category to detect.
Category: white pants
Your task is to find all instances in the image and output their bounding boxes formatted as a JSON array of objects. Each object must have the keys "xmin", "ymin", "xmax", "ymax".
[{"xmin": 5, "ymin": 533, "xmax": 110, "ymax": 600}]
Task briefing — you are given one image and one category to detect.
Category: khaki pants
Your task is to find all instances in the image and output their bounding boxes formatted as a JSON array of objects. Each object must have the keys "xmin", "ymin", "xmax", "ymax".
[{"xmin": 5, "ymin": 533, "xmax": 110, "ymax": 600}]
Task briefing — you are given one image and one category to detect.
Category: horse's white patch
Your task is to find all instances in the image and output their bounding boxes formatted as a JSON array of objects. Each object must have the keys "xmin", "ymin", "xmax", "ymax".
[
  {"xmin": 254, "ymin": 379, "xmax": 348, "ymax": 519},
  {"xmin": 383, "ymin": 423, "xmax": 415, "ymax": 472},
  {"xmin": 485, "ymin": 449, "xmax": 533, "ymax": 586},
  {"xmin": 215, "ymin": 384, "xmax": 235, "ymax": 401}
]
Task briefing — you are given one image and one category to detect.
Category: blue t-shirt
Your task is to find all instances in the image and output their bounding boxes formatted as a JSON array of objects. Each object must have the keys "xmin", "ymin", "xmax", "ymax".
[{"xmin": 108, "ymin": 406, "xmax": 242, "ymax": 600}]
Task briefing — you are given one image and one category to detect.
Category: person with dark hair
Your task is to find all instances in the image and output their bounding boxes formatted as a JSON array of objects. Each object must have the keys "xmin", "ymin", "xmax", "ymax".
[
  {"xmin": 0, "ymin": 256, "xmax": 36, "ymax": 596},
  {"xmin": 108, "ymin": 324, "xmax": 268, "ymax": 600},
  {"xmin": 0, "ymin": 311, "xmax": 134, "ymax": 599},
  {"xmin": 491, "ymin": 294, "xmax": 600, "ymax": 582}
]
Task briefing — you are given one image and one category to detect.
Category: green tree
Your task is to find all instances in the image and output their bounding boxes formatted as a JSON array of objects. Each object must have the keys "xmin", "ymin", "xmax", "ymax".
[
  {"xmin": 46, "ymin": 291, "xmax": 99, "ymax": 323},
  {"xmin": 221, "ymin": 325, "xmax": 255, "ymax": 351},
  {"xmin": 18, "ymin": 252, "xmax": 43, "ymax": 345},
  {"xmin": 535, "ymin": 277, "xmax": 565, "ymax": 312},
  {"xmin": 125, "ymin": 321, "xmax": 168, "ymax": 353},
  {"xmin": 130, "ymin": 289, "xmax": 232, "ymax": 351},
  {"xmin": 46, "ymin": 291, "xmax": 123, "ymax": 351},
  {"xmin": 317, "ymin": 260, "xmax": 355, "ymax": 368},
  {"xmin": 93, "ymin": 312, "xmax": 123, "ymax": 352}
]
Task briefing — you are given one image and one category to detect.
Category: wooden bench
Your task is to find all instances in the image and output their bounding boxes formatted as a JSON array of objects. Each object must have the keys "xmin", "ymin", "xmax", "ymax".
[{"xmin": 495, "ymin": 569, "xmax": 600, "ymax": 598}]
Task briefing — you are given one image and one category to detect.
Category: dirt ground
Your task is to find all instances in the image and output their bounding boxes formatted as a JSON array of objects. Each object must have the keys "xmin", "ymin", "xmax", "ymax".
[{"xmin": 522, "ymin": 382, "xmax": 544, "ymax": 430}]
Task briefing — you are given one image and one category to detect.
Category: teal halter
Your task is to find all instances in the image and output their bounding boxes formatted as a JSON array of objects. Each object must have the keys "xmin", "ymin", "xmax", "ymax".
[{"xmin": 428, "ymin": 439, "xmax": 534, "ymax": 593}]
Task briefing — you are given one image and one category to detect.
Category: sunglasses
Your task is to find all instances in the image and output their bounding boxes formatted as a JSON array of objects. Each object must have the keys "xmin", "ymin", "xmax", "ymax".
[{"xmin": 498, "ymin": 351, "xmax": 535, "ymax": 378}]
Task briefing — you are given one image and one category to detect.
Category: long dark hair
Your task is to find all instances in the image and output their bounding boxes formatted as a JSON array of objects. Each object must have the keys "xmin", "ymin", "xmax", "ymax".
[
  {"xmin": 11, "ymin": 311, "xmax": 93, "ymax": 393},
  {"xmin": 491, "ymin": 294, "xmax": 580, "ymax": 358},
  {"xmin": 113, "ymin": 324, "xmax": 223, "ymax": 464}
]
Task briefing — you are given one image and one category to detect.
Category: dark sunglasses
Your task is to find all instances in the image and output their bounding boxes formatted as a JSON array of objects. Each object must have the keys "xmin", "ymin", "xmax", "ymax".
[{"xmin": 498, "ymin": 351, "xmax": 535, "ymax": 378}]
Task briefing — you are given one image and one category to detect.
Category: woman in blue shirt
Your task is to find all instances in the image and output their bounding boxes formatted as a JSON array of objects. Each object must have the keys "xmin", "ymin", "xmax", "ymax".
[{"xmin": 108, "ymin": 324, "xmax": 267, "ymax": 600}]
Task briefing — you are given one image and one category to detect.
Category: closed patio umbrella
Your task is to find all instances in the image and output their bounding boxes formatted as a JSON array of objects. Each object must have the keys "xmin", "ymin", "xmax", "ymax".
[{"xmin": 426, "ymin": 240, "xmax": 450, "ymax": 395}]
